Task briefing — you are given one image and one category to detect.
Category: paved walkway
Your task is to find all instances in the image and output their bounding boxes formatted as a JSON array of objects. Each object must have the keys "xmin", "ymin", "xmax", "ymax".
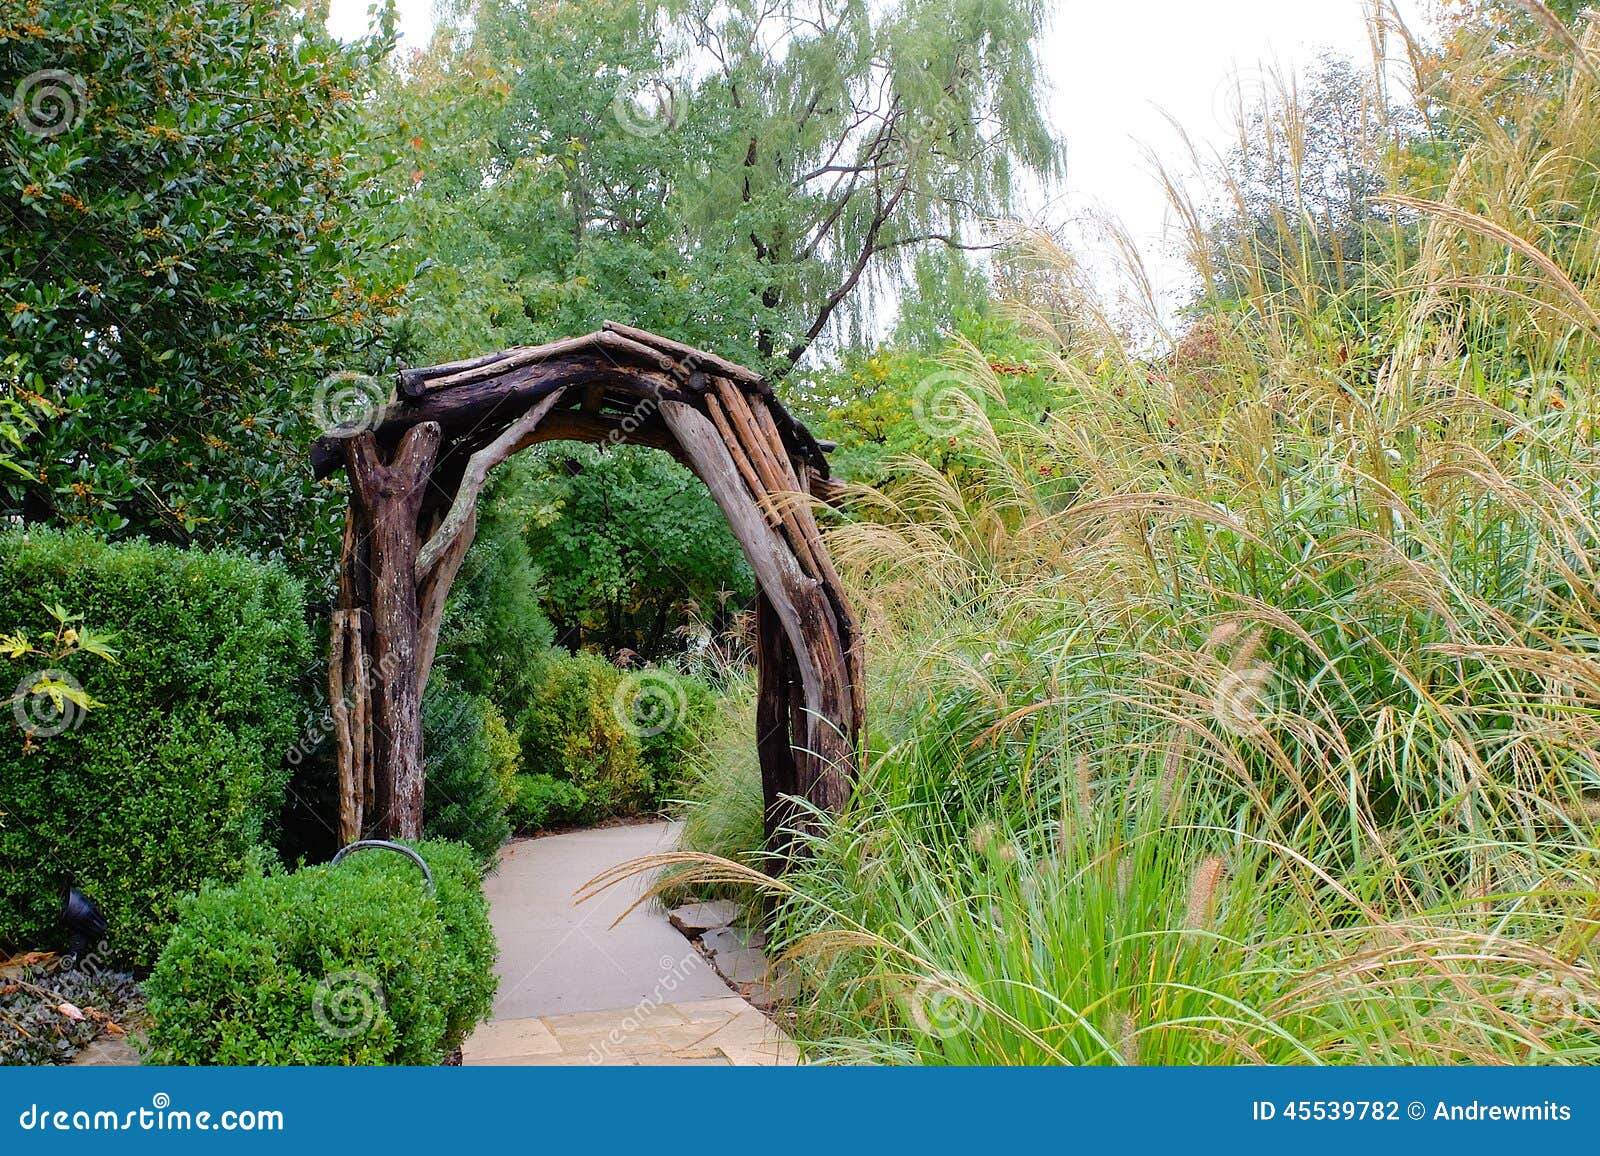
[{"xmin": 461, "ymin": 822, "xmax": 796, "ymax": 1066}]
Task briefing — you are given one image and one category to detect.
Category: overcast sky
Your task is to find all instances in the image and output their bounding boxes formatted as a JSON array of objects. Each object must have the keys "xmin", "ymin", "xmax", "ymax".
[{"xmin": 327, "ymin": 0, "xmax": 1433, "ymax": 322}]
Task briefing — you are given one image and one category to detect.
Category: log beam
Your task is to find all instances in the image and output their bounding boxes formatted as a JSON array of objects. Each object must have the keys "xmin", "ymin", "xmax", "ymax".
[{"xmin": 659, "ymin": 399, "xmax": 853, "ymax": 815}]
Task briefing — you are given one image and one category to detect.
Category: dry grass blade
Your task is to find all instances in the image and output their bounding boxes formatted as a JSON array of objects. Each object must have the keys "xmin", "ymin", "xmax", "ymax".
[{"xmin": 1379, "ymin": 194, "xmax": 1600, "ymax": 337}]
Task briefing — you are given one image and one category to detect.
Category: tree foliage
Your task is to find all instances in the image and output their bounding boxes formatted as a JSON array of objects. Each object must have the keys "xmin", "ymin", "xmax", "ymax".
[
  {"xmin": 498, "ymin": 447, "xmax": 752, "ymax": 656},
  {"xmin": 1201, "ymin": 55, "xmax": 1413, "ymax": 304},
  {"xmin": 381, "ymin": 0, "xmax": 1063, "ymax": 372},
  {"xmin": 0, "ymin": 1, "xmax": 408, "ymax": 580}
]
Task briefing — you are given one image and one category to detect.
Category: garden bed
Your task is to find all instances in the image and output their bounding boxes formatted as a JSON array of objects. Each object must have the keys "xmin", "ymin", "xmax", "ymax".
[{"xmin": 0, "ymin": 951, "xmax": 144, "ymax": 1066}]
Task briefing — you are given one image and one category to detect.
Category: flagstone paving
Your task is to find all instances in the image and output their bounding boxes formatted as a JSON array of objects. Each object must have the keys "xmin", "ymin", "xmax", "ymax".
[{"xmin": 461, "ymin": 995, "xmax": 797, "ymax": 1066}]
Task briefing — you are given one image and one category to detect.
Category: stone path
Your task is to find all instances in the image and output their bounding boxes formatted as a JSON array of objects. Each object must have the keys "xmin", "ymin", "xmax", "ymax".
[{"xmin": 461, "ymin": 822, "xmax": 797, "ymax": 1066}]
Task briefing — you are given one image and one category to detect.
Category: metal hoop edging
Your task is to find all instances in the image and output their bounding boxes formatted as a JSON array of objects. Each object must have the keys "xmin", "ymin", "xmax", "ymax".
[{"xmin": 330, "ymin": 839, "xmax": 435, "ymax": 895}]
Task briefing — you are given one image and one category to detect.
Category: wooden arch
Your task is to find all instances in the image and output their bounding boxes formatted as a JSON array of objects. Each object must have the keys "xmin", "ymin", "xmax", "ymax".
[{"xmin": 310, "ymin": 321, "xmax": 862, "ymax": 853}]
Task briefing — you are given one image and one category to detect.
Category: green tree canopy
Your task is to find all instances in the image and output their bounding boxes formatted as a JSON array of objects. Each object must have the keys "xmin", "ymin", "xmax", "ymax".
[
  {"xmin": 383, "ymin": 0, "xmax": 1064, "ymax": 373},
  {"xmin": 496, "ymin": 446, "xmax": 753, "ymax": 657},
  {"xmin": 1, "ymin": 1, "xmax": 408, "ymax": 580}
]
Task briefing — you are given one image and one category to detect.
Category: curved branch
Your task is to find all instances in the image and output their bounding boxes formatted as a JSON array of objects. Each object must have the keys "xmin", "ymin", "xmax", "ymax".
[{"xmin": 416, "ymin": 389, "xmax": 567, "ymax": 579}]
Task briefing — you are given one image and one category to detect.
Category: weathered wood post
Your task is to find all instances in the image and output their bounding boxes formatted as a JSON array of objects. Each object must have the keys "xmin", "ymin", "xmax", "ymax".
[
  {"xmin": 658, "ymin": 398, "xmax": 854, "ymax": 818},
  {"xmin": 343, "ymin": 423, "xmax": 440, "ymax": 840}
]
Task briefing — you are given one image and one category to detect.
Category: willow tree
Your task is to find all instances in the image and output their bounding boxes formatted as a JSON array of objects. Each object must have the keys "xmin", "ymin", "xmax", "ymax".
[{"xmin": 385, "ymin": 0, "xmax": 1065, "ymax": 373}]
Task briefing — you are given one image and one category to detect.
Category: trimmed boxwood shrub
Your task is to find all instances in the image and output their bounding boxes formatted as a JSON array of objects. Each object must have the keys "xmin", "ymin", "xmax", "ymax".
[
  {"xmin": 0, "ymin": 530, "xmax": 309, "ymax": 968},
  {"xmin": 142, "ymin": 839, "xmax": 497, "ymax": 1065},
  {"xmin": 516, "ymin": 650, "xmax": 648, "ymax": 819},
  {"xmin": 515, "ymin": 652, "xmax": 721, "ymax": 820},
  {"xmin": 635, "ymin": 670, "xmax": 717, "ymax": 803}
]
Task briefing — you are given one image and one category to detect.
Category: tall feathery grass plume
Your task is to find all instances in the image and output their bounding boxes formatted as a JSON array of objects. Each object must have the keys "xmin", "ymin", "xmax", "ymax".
[{"xmin": 642, "ymin": 2, "xmax": 1600, "ymax": 1066}]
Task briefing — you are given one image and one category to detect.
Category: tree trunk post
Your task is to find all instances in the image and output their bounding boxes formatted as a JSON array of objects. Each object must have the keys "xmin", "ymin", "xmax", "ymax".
[{"xmin": 344, "ymin": 423, "xmax": 441, "ymax": 841}]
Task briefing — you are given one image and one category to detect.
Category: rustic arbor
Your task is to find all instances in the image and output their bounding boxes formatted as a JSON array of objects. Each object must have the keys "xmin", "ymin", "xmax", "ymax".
[{"xmin": 311, "ymin": 322, "xmax": 862, "ymax": 852}]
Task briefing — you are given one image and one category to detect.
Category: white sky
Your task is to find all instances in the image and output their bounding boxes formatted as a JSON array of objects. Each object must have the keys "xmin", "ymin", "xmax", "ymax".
[{"xmin": 328, "ymin": 0, "xmax": 1433, "ymax": 324}]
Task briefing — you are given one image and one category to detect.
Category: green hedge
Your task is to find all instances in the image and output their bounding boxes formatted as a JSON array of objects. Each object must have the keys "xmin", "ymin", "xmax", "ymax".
[
  {"xmin": 0, "ymin": 530, "xmax": 309, "ymax": 968},
  {"xmin": 421, "ymin": 678, "xmax": 513, "ymax": 862},
  {"xmin": 515, "ymin": 650, "xmax": 648, "ymax": 818},
  {"xmin": 515, "ymin": 651, "xmax": 718, "ymax": 820},
  {"xmin": 509, "ymin": 773, "xmax": 587, "ymax": 833},
  {"xmin": 143, "ymin": 839, "xmax": 497, "ymax": 1065},
  {"xmin": 636, "ymin": 668, "xmax": 717, "ymax": 800}
]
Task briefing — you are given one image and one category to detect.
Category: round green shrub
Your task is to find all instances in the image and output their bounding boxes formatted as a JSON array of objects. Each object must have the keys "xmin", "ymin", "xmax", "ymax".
[
  {"xmin": 635, "ymin": 669, "xmax": 717, "ymax": 805},
  {"xmin": 142, "ymin": 839, "xmax": 496, "ymax": 1065},
  {"xmin": 403, "ymin": 840, "xmax": 498, "ymax": 1050},
  {"xmin": 481, "ymin": 698, "xmax": 522, "ymax": 814},
  {"xmin": 515, "ymin": 650, "xmax": 648, "ymax": 818},
  {"xmin": 0, "ymin": 530, "xmax": 310, "ymax": 968}
]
